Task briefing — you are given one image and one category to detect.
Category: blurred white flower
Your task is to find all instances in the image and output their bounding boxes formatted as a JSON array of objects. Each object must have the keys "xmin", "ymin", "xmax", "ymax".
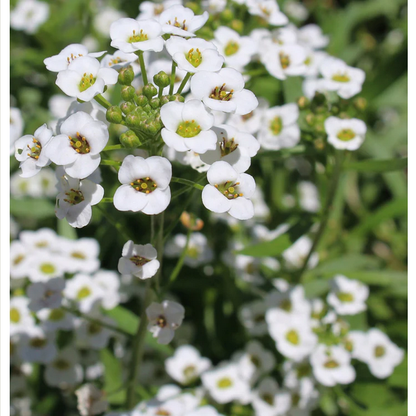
[
  {"xmin": 325, "ymin": 116, "xmax": 367, "ymax": 151},
  {"xmin": 27, "ymin": 278, "xmax": 65, "ymax": 312},
  {"xmin": 37, "ymin": 308, "xmax": 75, "ymax": 332},
  {"xmin": 239, "ymin": 300, "xmax": 269, "ymax": 336},
  {"xmin": 94, "ymin": 7, "xmax": 126, "ymax": 37},
  {"xmin": 76, "ymin": 383, "xmax": 108, "ymax": 416},
  {"xmin": 247, "ymin": 0, "xmax": 288, "ymax": 26},
  {"xmin": 298, "ymin": 181, "xmax": 321, "ymax": 213},
  {"xmin": 10, "ymin": 107, "xmax": 24, "ymax": 155},
  {"xmin": 10, "ymin": 297, "xmax": 35, "ymax": 335},
  {"xmin": 18, "ymin": 327, "xmax": 57, "ymax": 364},
  {"xmin": 282, "ymin": 236, "xmax": 319, "ymax": 270},
  {"xmin": 59, "ymin": 237, "xmax": 100, "ymax": 274},
  {"xmin": 11, "ymin": 0, "xmax": 49, "ymax": 34}
]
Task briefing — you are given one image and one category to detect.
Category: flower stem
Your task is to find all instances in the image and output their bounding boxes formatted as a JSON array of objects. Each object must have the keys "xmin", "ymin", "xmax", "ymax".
[
  {"xmin": 138, "ymin": 51, "xmax": 148, "ymax": 85},
  {"xmin": 101, "ymin": 159, "xmax": 121, "ymax": 170},
  {"xmin": 176, "ymin": 72, "xmax": 191, "ymax": 95},
  {"xmin": 171, "ymin": 177, "xmax": 204, "ymax": 190},
  {"xmin": 94, "ymin": 94, "xmax": 112, "ymax": 109},
  {"xmin": 297, "ymin": 151, "xmax": 344, "ymax": 280},
  {"xmin": 169, "ymin": 61, "xmax": 177, "ymax": 95},
  {"xmin": 95, "ymin": 204, "xmax": 132, "ymax": 242},
  {"xmin": 125, "ymin": 279, "xmax": 153, "ymax": 409},
  {"xmin": 62, "ymin": 306, "xmax": 130, "ymax": 336},
  {"xmin": 103, "ymin": 144, "xmax": 124, "ymax": 151},
  {"xmin": 99, "ymin": 197, "xmax": 113, "ymax": 203},
  {"xmin": 167, "ymin": 228, "xmax": 191, "ymax": 287}
]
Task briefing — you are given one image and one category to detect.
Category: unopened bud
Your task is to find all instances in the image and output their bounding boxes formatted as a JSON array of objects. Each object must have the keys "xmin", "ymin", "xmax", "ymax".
[
  {"xmin": 106, "ymin": 106, "xmax": 123, "ymax": 124},
  {"xmin": 353, "ymin": 97, "xmax": 367, "ymax": 111},
  {"xmin": 305, "ymin": 113, "xmax": 315, "ymax": 126},
  {"xmin": 120, "ymin": 101, "xmax": 136, "ymax": 115},
  {"xmin": 120, "ymin": 130, "xmax": 141, "ymax": 148},
  {"xmin": 297, "ymin": 96, "xmax": 309, "ymax": 110},
  {"xmin": 121, "ymin": 86, "xmax": 136, "ymax": 101},
  {"xmin": 125, "ymin": 113, "xmax": 141, "ymax": 127},
  {"xmin": 143, "ymin": 83, "xmax": 158, "ymax": 99},
  {"xmin": 134, "ymin": 94, "xmax": 149, "ymax": 107},
  {"xmin": 180, "ymin": 211, "xmax": 204, "ymax": 231},
  {"xmin": 220, "ymin": 9, "xmax": 234, "ymax": 23},
  {"xmin": 169, "ymin": 94, "xmax": 185, "ymax": 102},
  {"xmin": 160, "ymin": 95, "xmax": 170, "ymax": 106},
  {"xmin": 118, "ymin": 66, "xmax": 135, "ymax": 85},
  {"xmin": 231, "ymin": 19, "xmax": 244, "ymax": 34},
  {"xmin": 153, "ymin": 71, "xmax": 170, "ymax": 89},
  {"xmin": 149, "ymin": 98, "xmax": 160, "ymax": 109}
]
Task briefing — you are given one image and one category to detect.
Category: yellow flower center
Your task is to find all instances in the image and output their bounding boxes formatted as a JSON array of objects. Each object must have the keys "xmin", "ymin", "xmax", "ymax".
[
  {"xmin": 374, "ymin": 345, "xmax": 386, "ymax": 358},
  {"xmin": 262, "ymin": 393, "xmax": 274, "ymax": 405},
  {"xmin": 49, "ymin": 309, "xmax": 65, "ymax": 321},
  {"xmin": 224, "ymin": 40, "xmax": 240, "ymax": 56},
  {"xmin": 129, "ymin": 29, "xmax": 149, "ymax": 43},
  {"xmin": 130, "ymin": 177, "xmax": 158, "ymax": 194},
  {"xmin": 68, "ymin": 131, "xmax": 91, "ymax": 154},
  {"xmin": 53, "ymin": 358, "xmax": 71, "ymax": 370},
  {"xmin": 279, "ymin": 52, "xmax": 290, "ymax": 69},
  {"xmin": 219, "ymin": 137, "xmax": 239, "ymax": 157},
  {"xmin": 79, "ymin": 73, "xmax": 96, "ymax": 92},
  {"xmin": 324, "ymin": 359, "xmax": 340, "ymax": 369},
  {"xmin": 40, "ymin": 263, "xmax": 56, "ymax": 275},
  {"xmin": 10, "ymin": 308, "xmax": 21, "ymax": 323},
  {"xmin": 286, "ymin": 329, "xmax": 300, "ymax": 345},
  {"xmin": 185, "ymin": 48, "xmax": 203, "ymax": 68},
  {"xmin": 64, "ymin": 188, "xmax": 85, "ymax": 206},
  {"xmin": 332, "ymin": 73, "xmax": 350, "ymax": 82},
  {"xmin": 337, "ymin": 292, "xmax": 354, "ymax": 302},
  {"xmin": 215, "ymin": 180, "xmax": 243, "ymax": 200},
  {"xmin": 177, "ymin": 120, "xmax": 201, "ymax": 138},
  {"xmin": 210, "ymin": 83, "xmax": 234, "ymax": 101},
  {"xmin": 270, "ymin": 116, "xmax": 283, "ymax": 135},
  {"xmin": 25, "ymin": 137, "xmax": 42, "ymax": 160},
  {"xmin": 336, "ymin": 128, "xmax": 356, "ymax": 142},
  {"xmin": 30, "ymin": 337, "xmax": 47, "ymax": 348},
  {"xmin": 130, "ymin": 255, "xmax": 151, "ymax": 266},
  {"xmin": 77, "ymin": 286, "xmax": 91, "ymax": 300},
  {"xmin": 217, "ymin": 377, "xmax": 233, "ymax": 389},
  {"xmin": 71, "ymin": 251, "xmax": 86, "ymax": 259}
]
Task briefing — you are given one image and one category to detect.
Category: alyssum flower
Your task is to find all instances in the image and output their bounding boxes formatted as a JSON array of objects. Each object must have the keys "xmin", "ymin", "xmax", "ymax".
[
  {"xmin": 45, "ymin": 111, "xmax": 109, "ymax": 179},
  {"xmin": 110, "ymin": 18, "xmax": 164, "ymax": 53},
  {"xmin": 113, "ymin": 155, "xmax": 172, "ymax": 215},
  {"xmin": 324, "ymin": 116, "xmax": 367, "ymax": 151},
  {"xmin": 191, "ymin": 68, "xmax": 258, "ymax": 115},
  {"xmin": 14, "ymin": 124, "xmax": 53, "ymax": 178},
  {"xmin": 56, "ymin": 56, "xmax": 118, "ymax": 102},
  {"xmin": 202, "ymin": 161, "xmax": 256, "ymax": 220},
  {"xmin": 165, "ymin": 37, "xmax": 224, "ymax": 73},
  {"xmin": 161, "ymin": 100, "xmax": 217, "ymax": 154},
  {"xmin": 118, "ymin": 240, "xmax": 160, "ymax": 280}
]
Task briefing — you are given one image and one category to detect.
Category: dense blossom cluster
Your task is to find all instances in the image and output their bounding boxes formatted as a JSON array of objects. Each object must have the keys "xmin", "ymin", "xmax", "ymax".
[{"xmin": 10, "ymin": 0, "xmax": 404, "ymax": 415}]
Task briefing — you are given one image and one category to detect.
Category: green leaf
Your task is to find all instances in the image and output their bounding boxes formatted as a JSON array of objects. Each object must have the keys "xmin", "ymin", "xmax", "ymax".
[
  {"xmin": 344, "ymin": 158, "xmax": 407, "ymax": 173},
  {"xmin": 236, "ymin": 218, "xmax": 313, "ymax": 257},
  {"xmin": 388, "ymin": 353, "xmax": 407, "ymax": 388},
  {"xmin": 10, "ymin": 198, "xmax": 55, "ymax": 219},
  {"xmin": 57, "ymin": 219, "xmax": 77, "ymax": 239},
  {"xmin": 100, "ymin": 348, "xmax": 125, "ymax": 404},
  {"xmin": 329, "ymin": 270, "xmax": 407, "ymax": 286},
  {"xmin": 303, "ymin": 279, "xmax": 329, "ymax": 298}
]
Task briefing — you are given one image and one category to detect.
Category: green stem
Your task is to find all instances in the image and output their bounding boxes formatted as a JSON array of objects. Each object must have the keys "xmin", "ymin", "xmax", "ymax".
[
  {"xmin": 171, "ymin": 177, "xmax": 204, "ymax": 190},
  {"xmin": 167, "ymin": 228, "xmax": 191, "ymax": 287},
  {"xmin": 138, "ymin": 51, "xmax": 148, "ymax": 85},
  {"xmin": 99, "ymin": 197, "xmax": 113, "ymax": 203},
  {"xmin": 62, "ymin": 306, "xmax": 130, "ymax": 336},
  {"xmin": 334, "ymin": 386, "xmax": 367, "ymax": 414},
  {"xmin": 169, "ymin": 61, "xmax": 177, "ymax": 95},
  {"xmin": 243, "ymin": 68, "xmax": 267, "ymax": 77},
  {"xmin": 101, "ymin": 159, "xmax": 121, "ymax": 171},
  {"xmin": 176, "ymin": 72, "xmax": 191, "ymax": 95},
  {"xmin": 94, "ymin": 94, "xmax": 112, "ymax": 109},
  {"xmin": 297, "ymin": 151, "xmax": 344, "ymax": 281},
  {"xmin": 103, "ymin": 144, "xmax": 124, "ymax": 151},
  {"xmin": 152, "ymin": 213, "xmax": 165, "ymax": 296},
  {"xmin": 95, "ymin": 205, "xmax": 131, "ymax": 242},
  {"xmin": 125, "ymin": 279, "xmax": 153, "ymax": 409}
]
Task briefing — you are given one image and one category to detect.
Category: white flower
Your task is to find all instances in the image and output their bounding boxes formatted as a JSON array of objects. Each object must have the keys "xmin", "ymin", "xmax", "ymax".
[
  {"xmin": 165, "ymin": 345, "xmax": 211, "ymax": 384},
  {"xmin": 75, "ymin": 315, "xmax": 115, "ymax": 349},
  {"xmin": 146, "ymin": 300, "xmax": 185, "ymax": 344},
  {"xmin": 44, "ymin": 44, "xmax": 106, "ymax": 72},
  {"xmin": 14, "ymin": 124, "xmax": 53, "ymax": 178},
  {"xmin": 324, "ymin": 116, "xmax": 367, "ymax": 151},
  {"xmin": 26, "ymin": 251, "xmax": 67, "ymax": 282},
  {"xmin": 298, "ymin": 24, "xmax": 329, "ymax": 49},
  {"xmin": 260, "ymin": 41, "xmax": 307, "ymax": 80},
  {"xmin": 56, "ymin": 56, "xmax": 118, "ymax": 102},
  {"xmin": 100, "ymin": 51, "xmax": 139, "ymax": 71},
  {"xmin": 327, "ymin": 275, "xmax": 369, "ymax": 315},
  {"xmin": 310, "ymin": 344, "xmax": 356, "ymax": 387},
  {"xmin": 93, "ymin": 270, "xmax": 121, "ymax": 310},
  {"xmin": 252, "ymin": 223, "xmax": 290, "ymax": 243},
  {"xmin": 202, "ymin": 161, "xmax": 256, "ymax": 220},
  {"xmin": 201, "ymin": 362, "xmax": 251, "ymax": 404},
  {"xmin": 118, "ymin": 240, "xmax": 160, "ymax": 279},
  {"xmin": 284, "ymin": 1, "xmax": 309, "ymax": 22},
  {"xmin": 55, "ymin": 169, "xmax": 104, "ymax": 228},
  {"xmin": 251, "ymin": 377, "xmax": 292, "ymax": 416},
  {"xmin": 37, "ymin": 308, "xmax": 75, "ymax": 332},
  {"xmin": 64, "ymin": 274, "xmax": 105, "ymax": 313},
  {"xmin": 138, "ymin": 0, "xmax": 182, "ymax": 20},
  {"xmin": 44, "ymin": 347, "xmax": 83, "ymax": 388},
  {"xmin": 246, "ymin": 0, "xmax": 288, "ymax": 26},
  {"xmin": 191, "ymin": 68, "xmax": 258, "ymax": 115},
  {"xmin": 76, "ymin": 384, "xmax": 108, "ymax": 416},
  {"xmin": 319, "ymin": 57, "xmax": 366, "ymax": 99},
  {"xmin": 186, "ymin": 406, "xmax": 225, "ymax": 416},
  {"xmin": 239, "ymin": 300, "xmax": 268, "ymax": 336},
  {"xmin": 343, "ymin": 330, "xmax": 367, "ymax": 359},
  {"xmin": 10, "ymin": 297, "xmax": 35, "ymax": 335},
  {"xmin": 165, "ymin": 233, "xmax": 213, "ymax": 267},
  {"xmin": 10, "ymin": 107, "xmax": 24, "ymax": 155},
  {"xmin": 298, "ymin": 181, "xmax": 320, "ymax": 213},
  {"xmin": 11, "ymin": 0, "xmax": 49, "ymax": 34},
  {"xmin": 161, "ymin": 100, "xmax": 216, "ymax": 153},
  {"xmin": 27, "ymin": 278, "xmax": 65, "ymax": 312},
  {"xmin": 267, "ymin": 312, "xmax": 317, "ymax": 362},
  {"xmin": 227, "ymin": 98, "xmax": 268, "ymax": 135},
  {"xmin": 354, "ymin": 329, "xmax": 404, "ymax": 379},
  {"xmin": 266, "ymin": 285, "xmax": 311, "ymax": 317},
  {"xmin": 213, "ymin": 27, "xmax": 257, "ymax": 71},
  {"xmin": 110, "ymin": 18, "xmax": 164, "ymax": 53},
  {"xmin": 59, "ymin": 237, "xmax": 100, "ymax": 274},
  {"xmin": 282, "ymin": 236, "xmax": 319, "ymax": 270},
  {"xmin": 45, "ymin": 112, "xmax": 109, "ymax": 179},
  {"xmin": 166, "ymin": 37, "xmax": 224, "ymax": 73},
  {"xmin": 94, "ymin": 7, "xmax": 126, "ymax": 37},
  {"xmin": 114, "ymin": 155, "xmax": 172, "ymax": 214},
  {"xmin": 303, "ymin": 49, "xmax": 328, "ymax": 78},
  {"xmin": 10, "ymin": 241, "xmax": 31, "ymax": 279},
  {"xmin": 200, "ymin": 125, "xmax": 260, "ymax": 173},
  {"xmin": 159, "ymin": 5, "xmax": 209, "ymax": 37},
  {"xmin": 258, "ymin": 103, "xmax": 300, "ymax": 150},
  {"xmin": 19, "ymin": 227, "xmax": 59, "ymax": 251},
  {"xmin": 18, "ymin": 327, "xmax": 57, "ymax": 364}
]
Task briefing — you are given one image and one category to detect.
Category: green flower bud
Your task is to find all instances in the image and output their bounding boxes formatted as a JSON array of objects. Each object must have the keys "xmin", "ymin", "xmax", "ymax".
[
  {"xmin": 134, "ymin": 94, "xmax": 149, "ymax": 107},
  {"xmin": 150, "ymin": 98, "xmax": 161, "ymax": 109},
  {"xmin": 106, "ymin": 106, "xmax": 123, "ymax": 124},
  {"xmin": 143, "ymin": 83, "xmax": 158, "ymax": 99},
  {"xmin": 153, "ymin": 71, "xmax": 170, "ymax": 89},
  {"xmin": 169, "ymin": 94, "xmax": 185, "ymax": 102},
  {"xmin": 297, "ymin": 96, "xmax": 310, "ymax": 110},
  {"xmin": 118, "ymin": 66, "xmax": 135, "ymax": 85},
  {"xmin": 126, "ymin": 113, "xmax": 141, "ymax": 128},
  {"xmin": 353, "ymin": 97, "xmax": 367, "ymax": 111},
  {"xmin": 312, "ymin": 92, "xmax": 326, "ymax": 106},
  {"xmin": 121, "ymin": 86, "xmax": 136, "ymax": 101},
  {"xmin": 143, "ymin": 104, "xmax": 152, "ymax": 113},
  {"xmin": 220, "ymin": 9, "xmax": 234, "ymax": 23},
  {"xmin": 160, "ymin": 95, "xmax": 170, "ymax": 106},
  {"xmin": 120, "ymin": 130, "xmax": 141, "ymax": 148},
  {"xmin": 147, "ymin": 121, "xmax": 159, "ymax": 135},
  {"xmin": 231, "ymin": 19, "xmax": 244, "ymax": 34},
  {"xmin": 120, "ymin": 101, "xmax": 136, "ymax": 115}
]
